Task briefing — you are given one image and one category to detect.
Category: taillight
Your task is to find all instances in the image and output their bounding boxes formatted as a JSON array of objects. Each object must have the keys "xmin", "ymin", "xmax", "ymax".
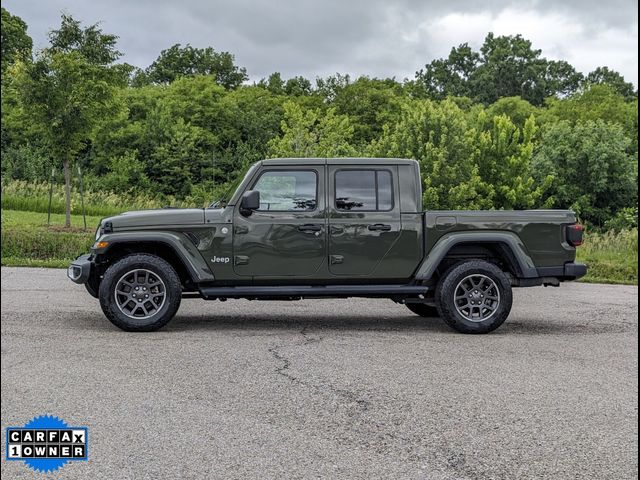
[{"xmin": 567, "ymin": 224, "xmax": 584, "ymax": 247}]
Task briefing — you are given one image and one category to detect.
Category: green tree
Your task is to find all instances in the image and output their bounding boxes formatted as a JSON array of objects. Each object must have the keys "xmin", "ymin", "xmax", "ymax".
[
  {"xmin": 543, "ymin": 84, "xmax": 638, "ymax": 155},
  {"xmin": 533, "ymin": 120, "xmax": 637, "ymax": 225},
  {"xmin": 221, "ymin": 85, "xmax": 285, "ymax": 160},
  {"xmin": 92, "ymin": 77, "xmax": 286, "ymax": 197},
  {"xmin": 315, "ymin": 73, "xmax": 351, "ymax": 102},
  {"xmin": 545, "ymin": 84, "xmax": 633, "ymax": 124},
  {"xmin": 544, "ymin": 60, "xmax": 584, "ymax": 98},
  {"xmin": 268, "ymin": 101, "xmax": 357, "ymax": 158},
  {"xmin": 486, "ymin": 96, "xmax": 539, "ymax": 129},
  {"xmin": 0, "ymin": 7, "xmax": 32, "ymax": 76},
  {"xmin": 416, "ymin": 34, "xmax": 582, "ymax": 105},
  {"xmin": 257, "ymin": 73, "xmax": 313, "ymax": 97},
  {"xmin": 284, "ymin": 76, "xmax": 312, "ymax": 96},
  {"xmin": 102, "ymin": 151, "xmax": 149, "ymax": 191},
  {"xmin": 370, "ymin": 99, "xmax": 493, "ymax": 209},
  {"xmin": 415, "ymin": 43, "xmax": 479, "ymax": 100},
  {"xmin": 1, "ymin": 8, "xmax": 33, "ymax": 153},
  {"xmin": 473, "ymin": 33, "xmax": 565, "ymax": 105},
  {"xmin": 6, "ymin": 14, "xmax": 125, "ymax": 226},
  {"xmin": 0, "ymin": 144, "xmax": 49, "ymax": 180},
  {"xmin": 585, "ymin": 67, "xmax": 636, "ymax": 101},
  {"xmin": 146, "ymin": 115, "xmax": 201, "ymax": 197},
  {"xmin": 142, "ymin": 43, "xmax": 248, "ymax": 89},
  {"xmin": 331, "ymin": 77, "xmax": 405, "ymax": 145},
  {"xmin": 258, "ymin": 72, "xmax": 285, "ymax": 94},
  {"xmin": 475, "ymin": 114, "xmax": 548, "ymax": 209},
  {"xmin": 92, "ymin": 80, "xmax": 215, "ymax": 197}
]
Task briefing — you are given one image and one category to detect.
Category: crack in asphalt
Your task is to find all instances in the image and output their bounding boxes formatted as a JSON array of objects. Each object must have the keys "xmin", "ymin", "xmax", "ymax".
[
  {"xmin": 267, "ymin": 327, "xmax": 484, "ymax": 479},
  {"xmin": 268, "ymin": 326, "xmax": 370, "ymax": 413}
]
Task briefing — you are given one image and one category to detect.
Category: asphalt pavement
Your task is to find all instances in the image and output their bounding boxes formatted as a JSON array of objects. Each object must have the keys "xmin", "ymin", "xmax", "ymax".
[{"xmin": 1, "ymin": 267, "xmax": 637, "ymax": 479}]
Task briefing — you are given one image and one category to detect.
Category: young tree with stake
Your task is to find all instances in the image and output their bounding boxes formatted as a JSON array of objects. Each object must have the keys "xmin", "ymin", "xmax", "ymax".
[{"xmin": 7, "ymin": 14, "xmax": 127, "ymax": 227}]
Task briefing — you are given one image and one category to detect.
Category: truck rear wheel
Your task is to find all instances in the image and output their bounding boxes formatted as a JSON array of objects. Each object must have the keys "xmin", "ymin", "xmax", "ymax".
[
  {"xmin": 435, "ymin": 260, "xmax": 512, "ymax": 334},
  {"xmin": 98, "ymin": 254, "xmax": 182, "ymax": 332},
  {"xmin": 405, "ymin": 303, "xmax": 439, "ymax": 317}
]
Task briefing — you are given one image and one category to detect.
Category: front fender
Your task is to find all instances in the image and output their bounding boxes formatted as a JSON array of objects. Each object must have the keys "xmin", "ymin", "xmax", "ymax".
[
  {"xmin": 93, "ymin": 231, "xmax": 215, "ymax": 282},
  {"xmin": 414, "ymin": 231, "xmax": 539, "ymax": 280}
]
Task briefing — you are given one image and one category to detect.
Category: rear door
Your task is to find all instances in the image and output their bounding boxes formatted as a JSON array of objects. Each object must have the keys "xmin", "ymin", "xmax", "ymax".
[
  {"xmin": 327, "ymin": 165, "xmax": 401, "ymax": 276},
  {"xmin": 232, "ymin": 166, "xmax": 327, "ymax": 278}
]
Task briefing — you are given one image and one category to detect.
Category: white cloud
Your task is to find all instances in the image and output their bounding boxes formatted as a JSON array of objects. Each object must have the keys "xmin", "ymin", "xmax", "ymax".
[
  {"xmin": 2, "ymin": 0, "xmax": 637, "ymax": 86},
  {"xmin": 420, "ymin": 8, "xmax": 638, "ymax": 85}
]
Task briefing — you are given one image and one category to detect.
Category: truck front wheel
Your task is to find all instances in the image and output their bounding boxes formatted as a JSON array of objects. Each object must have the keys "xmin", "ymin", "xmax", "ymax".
[
  {"xmin": 435, "ymin": 260, "xmax": 512, "ymax": 334},
  {"xmin": 98, "ymin": 254, "xmax": 182, "ymax": 332}
]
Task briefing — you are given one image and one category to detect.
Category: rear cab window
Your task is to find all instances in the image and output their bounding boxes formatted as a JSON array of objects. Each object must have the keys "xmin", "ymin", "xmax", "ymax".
[{"xmin": 335, "ymin": 169, "xmax": 393, "ymax": 211}]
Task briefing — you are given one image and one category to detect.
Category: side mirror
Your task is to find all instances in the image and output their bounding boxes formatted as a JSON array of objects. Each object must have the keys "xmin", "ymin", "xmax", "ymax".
[{"xmin": 240, "ymin": 190, "xmax": 260, "ymax": 216}]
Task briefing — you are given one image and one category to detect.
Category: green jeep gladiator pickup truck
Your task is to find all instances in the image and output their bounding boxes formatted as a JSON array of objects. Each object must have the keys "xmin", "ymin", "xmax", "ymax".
[{"xmin": 68, "ymin": 158, "xmax": 586, "ymax": 333}]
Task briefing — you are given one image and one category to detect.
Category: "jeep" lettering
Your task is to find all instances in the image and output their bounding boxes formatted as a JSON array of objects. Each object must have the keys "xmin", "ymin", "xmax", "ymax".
[{"xmin": 211, "ymin": 256, "xmax": 230, "ymax": 264}]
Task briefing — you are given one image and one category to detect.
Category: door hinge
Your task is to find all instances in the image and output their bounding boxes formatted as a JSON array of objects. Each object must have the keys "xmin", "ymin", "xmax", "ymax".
[
  {"xmin": 234, "ymin": 255, "xmax": 249, "ymax": 266},
  {"xmin": 330, "ymin": 255, "xmax": 344, "ymax": 265}
]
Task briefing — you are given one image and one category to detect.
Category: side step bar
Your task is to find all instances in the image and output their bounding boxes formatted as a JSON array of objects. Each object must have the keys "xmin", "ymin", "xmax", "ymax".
[{"xmin": 198, "ymin": 284, "xmax": 428, "ymax": 300}]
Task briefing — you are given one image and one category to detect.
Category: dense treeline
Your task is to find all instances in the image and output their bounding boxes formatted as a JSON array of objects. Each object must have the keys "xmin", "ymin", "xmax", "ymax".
[{"xmin": 1, "ymin": 8, "xmax": 637, "ymax": 228}]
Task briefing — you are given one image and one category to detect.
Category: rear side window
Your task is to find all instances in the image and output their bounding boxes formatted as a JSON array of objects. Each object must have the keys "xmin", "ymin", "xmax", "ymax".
[{"xmin": 335, "ymin": 170, "xmax": 393, "ymax": 211}]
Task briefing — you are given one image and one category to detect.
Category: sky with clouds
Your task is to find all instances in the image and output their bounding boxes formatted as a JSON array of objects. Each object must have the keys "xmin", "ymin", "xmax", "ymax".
[{"xmin": 3, "ymin": 0, "xmax": 638, "ymax": 86}]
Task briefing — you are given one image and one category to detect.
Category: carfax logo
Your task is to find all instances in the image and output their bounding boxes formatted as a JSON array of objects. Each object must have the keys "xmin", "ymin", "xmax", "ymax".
[{"xmin": 5, "ymin": 415, "xmax": 88, "ymax": 473}]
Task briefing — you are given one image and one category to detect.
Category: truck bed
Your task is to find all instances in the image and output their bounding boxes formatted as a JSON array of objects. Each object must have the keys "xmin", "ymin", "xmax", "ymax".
[{"xmin": 423, "ymin": 210, "xmax": 577, "ymax": 268}]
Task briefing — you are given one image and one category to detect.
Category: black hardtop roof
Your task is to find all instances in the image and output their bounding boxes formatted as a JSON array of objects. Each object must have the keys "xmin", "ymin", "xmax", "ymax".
[{"xmin": 260, "ymin": 157, "xmax": 418, "ymax": 166}]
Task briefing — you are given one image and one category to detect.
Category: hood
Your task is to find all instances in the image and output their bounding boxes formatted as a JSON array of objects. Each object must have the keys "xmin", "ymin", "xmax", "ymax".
[{"xmin": 105, "ymin": 208, "xmax": 206, "ymax": 229}]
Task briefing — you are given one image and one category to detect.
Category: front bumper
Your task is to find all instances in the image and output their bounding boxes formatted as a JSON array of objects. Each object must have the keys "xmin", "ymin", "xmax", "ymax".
[{"xmin": 67, "ymin": 254, "xmax": 93, "ymax": 284}]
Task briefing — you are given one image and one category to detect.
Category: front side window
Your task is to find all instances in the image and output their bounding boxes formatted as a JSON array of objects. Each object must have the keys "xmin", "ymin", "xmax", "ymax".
[
  {"xmin": 335, "ymin": 170, "xmax": 393, "ymax": 211},
  {"xmin": 253, "ymin": 170, "xmax": 317, "ymax": 211}
]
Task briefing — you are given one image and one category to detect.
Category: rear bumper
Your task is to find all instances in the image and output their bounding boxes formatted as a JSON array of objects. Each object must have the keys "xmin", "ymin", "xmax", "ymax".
[
  {"xmin": 67, "ymin": 254, "xmax": 93, "ymax": 284},
  {"xmin": 563, "ymin": 262, "xmax": 587, "ymax": 279},
  {"xmin": 537, "ymin": 262, "xmax": 588, "ymax": 280}
]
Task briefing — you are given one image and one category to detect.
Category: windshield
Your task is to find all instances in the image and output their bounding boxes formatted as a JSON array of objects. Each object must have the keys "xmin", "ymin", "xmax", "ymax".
[{"xmin": 208, "ymin": 163, "xmax": 257, "ymax": 208}]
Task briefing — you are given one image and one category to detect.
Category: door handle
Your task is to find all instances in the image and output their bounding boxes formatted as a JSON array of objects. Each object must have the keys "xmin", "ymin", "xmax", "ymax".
[
  {"xmin": 298, "ymin": 224, "xmax": 322, "ymax": 233},
  {"xmin": 368, "ymin": 223, "xmax": 392, "ymax": 231}
]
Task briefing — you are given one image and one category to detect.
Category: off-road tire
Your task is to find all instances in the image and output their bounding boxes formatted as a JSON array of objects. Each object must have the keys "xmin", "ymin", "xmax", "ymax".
[
  {"xmin": 99, "ymin": 254, "xmax": 181, "ymax": 332},
  {"xmin": 405, "ymin": 303, "xmax": 440, "ymax": 317},
  {"xmin": 435, "ymin": 260, "xmax": 512, "ymax": 334}
]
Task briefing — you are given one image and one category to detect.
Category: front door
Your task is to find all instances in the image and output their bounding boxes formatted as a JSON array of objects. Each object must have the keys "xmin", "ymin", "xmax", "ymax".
[
  {"xmin": 328, "ymin": 165, "xmax": 401, "ymax": 277},
  {"xmin": 233, "ymin": 167, "xmax": 326, "ymax": 278}
]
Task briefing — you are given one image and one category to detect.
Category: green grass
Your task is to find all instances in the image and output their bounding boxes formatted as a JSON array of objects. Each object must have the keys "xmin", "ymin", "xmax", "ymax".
[
  {"xmin": 1, "ymin": 179, "xmax": 200, "ymax": 217},
  {"xmin": 1, "ymin": 257, "xmax": 70, "ymax": 268},
  {"xmin": 1, "ymin": 209, "xmax": 103, "ymax": 228},
  {"xmin": 577, "ymin": 228, "xmax": 638, "ymax": 285},
  {"xmin": 1, "ymin": 193, "xmax": 124, "ymax": 217},
  {"xmin": 1, "ymin": 209, "xmax": 95, "ymax": 267},
  {"xmin": 1, "ymin": 181, "xmax": 137, "ymax": 217},
  {"xmin": 1, "ymin": 208, "xmax": 637, "ymax": 285}
]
